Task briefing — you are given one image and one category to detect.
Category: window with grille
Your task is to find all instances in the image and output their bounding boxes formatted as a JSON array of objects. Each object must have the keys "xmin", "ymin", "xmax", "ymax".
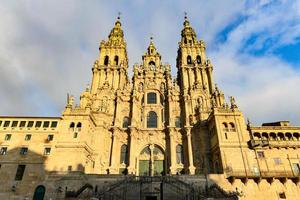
[{"xmin": 15, "ymin": 165, "xmax": 26, "ymax": 181}]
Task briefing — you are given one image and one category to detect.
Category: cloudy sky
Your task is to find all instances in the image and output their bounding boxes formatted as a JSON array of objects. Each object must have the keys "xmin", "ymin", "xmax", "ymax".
[{"xmin": 0, "ymin": 0, "xmax": 300, "ymax": 125}]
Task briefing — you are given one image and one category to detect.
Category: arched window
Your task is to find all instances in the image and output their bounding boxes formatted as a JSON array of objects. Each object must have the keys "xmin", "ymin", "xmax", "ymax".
[
  {"xmin": 69, "ymin": 122, "xmax": 75, "ymax": 131},
  {"xmin": 196, "ymin": 55, "xmax": 201, "ymax": 64},
  {"xmin": 76, "ymin": 122, "xmax": 82, "ymax": 132},
  {"xmin": 122, "ymin": 117, "xmax": 130, "ymax": 128},
  {"xmin": 33, "ymin": 185, "xmax": 46, "ymax": 200},
  {"xmin": 149, "ymin": 61, "xmax": 155, "ymax": 66},
  {"xmin": 147, "ymin": 92, "xmax": 157, "ymax": 104},
  {"xmin": 104, "ymin": 56, "xmax": 109, "ymax": 66},
  {"xmin": 187, "ymin": 55, "xmax": 192, "ymax": 64},
  {"xmin": 175, "ymin": 117, "xmax": 181, "ymax": 128},
  {"xmin": 73, "ymin": 132, "xmax": 78, "ymax": 138},
  {"xmin": 176, "ymin": 145, "xmax": 184, "ymax": 164},
  {"xmin": 147, "ymin": 111, "xmax": 157, "ymax": 128},
  {"xmin": 114, "ymin": 56, "xmax": 119, "ymax": 65},
  {"xmin": 120, "ymin": 144, "xmax": 128, "ymax": 164},
  {"xmin": 229, "ymin": 122, "xmax": 236, "ymax": 131}
]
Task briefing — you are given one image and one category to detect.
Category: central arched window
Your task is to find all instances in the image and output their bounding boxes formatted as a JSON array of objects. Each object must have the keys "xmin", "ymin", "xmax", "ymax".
[
  {"xmin": 176, "ymin": 145, "xmax": 184, "ymax": 164},
  {"xmin": 147, "ymin": 92, "xmax": 157, "ymax": 104},
  {"xmin": 120, "ymin": 144, "xmax": 128, "ymax": 164},
  {"xmin": 147, "ymin": 111, "xmax": 158, "ymax": 128}
]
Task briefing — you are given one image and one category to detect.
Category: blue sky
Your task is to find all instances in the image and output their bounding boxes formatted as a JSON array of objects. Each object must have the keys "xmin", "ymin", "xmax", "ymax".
[{"xmin": 0, "ymin": 0, "xmax": 300, "ymax": 125}]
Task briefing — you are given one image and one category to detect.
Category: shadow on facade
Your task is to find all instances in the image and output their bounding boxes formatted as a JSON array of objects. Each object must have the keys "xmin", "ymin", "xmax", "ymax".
[{"xmin": 0, "ymin": 147, "xmax": 239, "ymax": 200}]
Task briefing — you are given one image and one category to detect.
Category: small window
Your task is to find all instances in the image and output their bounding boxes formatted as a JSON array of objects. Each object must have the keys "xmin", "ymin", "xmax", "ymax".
[
  {"xmin": 15, "ymin": 165, "xmax": 26, "ymax": 181},
  {"xmin": 147, "ymin": 92, "xmax": 157, "ymax": 104},
  {"xmin": 70, "ymin": 122, "xmax": 75, "ymax": 130},
  {"xmin": 187, "ymin": 55, "xmax": 192, "ymax": 64},
  {"xmin": 3, "ymin": 121, "xmax": 10, "ymax": 127},
  {"xmin": 122, "ymin": 117, "xmax": 130, "ymax": 128},
  {"xmin": 0, "ymin": 147, "xmax": 7, "ymax": 155},
  {"xmin": 4, "ymin": 134, "xmax": 11, "ymax": 141},
  {"xmin": 25, "ymin": 134, "xmax": 31, "ymax": 141},
  {"xmin": 44, "ymin": 148, "xmax": 51, "ymax": 155},
  {"xmin": 196, "ymin": 55, "xmax": 201, "ymax": 64},
  {"xmin": 76, "ymin": 122, "xmax": 82, "ymax": 131},
  {"xmin": 43, "ymin": 121, "xmax": 50, "ymax": 128},
  {"xmin": 0, "ymin": 121, "xmax": 2, "ymax": 127},
  {"xmin": 47, "ymin": 134, "xmax": 54, "ymax": 141},
  {"xmin": 114, "ymin": 56, "xmax": 119, "ymax": 65},
  {"xmin": 73, "ymin": 132, "xmax": 78, "ymax": 138},
  {"xmin": 35, "ymin": 121, "xmax": 42, "ymax": 128},
  {"xmin": 19, "ymin": 121, "xmax": 26, "ymax": 127},
  {"xmin": 68, "ymin": 165, "xmax": 72, "ymax": 171},
  {"xmin": 175, "ymin": 117, "xmax": 181, "ymax": 128},
  {"xmin": 12, "ymin": 121, "xmax": 18, "ymax": 127},
  {"xmin": 147, "ymin": 111, "xmax": 158, "ymax": 128},
  {"xmin": 20, "ymin": 147, "xmax": 28, "ymax": 155},
  {"xmin": 51, "ymin": 121, "xmax": 58, "ymax": 128},
  {"xmin": 279, "ymin": 192, "xmax": 286, "ymax": 199},
  {"xmin": 257, "ymin": 151, "xmax": 265, "ymax": 158},
  {"xmin": 120, "ymin": 144, "xmax": 128, "ymax": 164},
  {"xmin": 27, "ymin": 121, "xmax": 34, "ymax": 128},
  {"xmin": 104, "ymin": 56, "xmax": 109, "ymax": 66},
  {"xmin": 274, "ymin": 158, "xmax": 282, "ymax": 165}
]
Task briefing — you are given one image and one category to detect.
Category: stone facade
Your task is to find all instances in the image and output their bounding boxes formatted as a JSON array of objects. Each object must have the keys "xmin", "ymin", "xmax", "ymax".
[{"xmin": 0, "ymin": 16, "xmax": 299, "ymax": 199}]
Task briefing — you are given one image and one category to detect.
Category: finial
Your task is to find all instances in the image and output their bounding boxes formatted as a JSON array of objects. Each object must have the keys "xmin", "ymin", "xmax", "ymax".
[
  {"xmin": 117, "ymin": 11, "xmax": 121, "ymax": 20},
  {"xmin": 184, "ymin": 12, "xmax": 188, "ymax": 20}
]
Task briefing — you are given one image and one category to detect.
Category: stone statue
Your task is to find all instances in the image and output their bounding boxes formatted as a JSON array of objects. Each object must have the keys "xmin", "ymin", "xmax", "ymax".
[{"xmin": 230, "ymin": 96, "xmax": 237, "ymax": 108}]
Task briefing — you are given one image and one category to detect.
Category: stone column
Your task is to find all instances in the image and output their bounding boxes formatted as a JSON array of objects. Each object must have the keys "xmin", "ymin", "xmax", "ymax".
[
  {"xmin": 128, "ymin": 128, "xmax": 137, "ymax": 175},
  {"xmin": 109, "ymin": 129, "xmax": 119, "ymax": 174},
  {"xmin": 168, "ymin": 128, "xmax": 177, "ymax": 174},
  {"xmin": 185, "ymin": 126, "xmax": 195, "ymax": 174}
]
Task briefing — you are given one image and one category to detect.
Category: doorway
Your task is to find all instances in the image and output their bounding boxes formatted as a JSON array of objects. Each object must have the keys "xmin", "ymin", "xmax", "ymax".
[{"xmin": 139, "ymin": 145, "xmax": 165, "ymax": 176}]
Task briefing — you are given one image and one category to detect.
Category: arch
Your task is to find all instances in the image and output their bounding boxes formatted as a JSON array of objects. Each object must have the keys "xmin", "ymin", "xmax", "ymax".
[
  {"xmin": 139, "ymin": 145, "xmax": 165, "ymax": 176},
  {"xmin": 222, "ymin": 122, "xmax": 228, "ymax": 128},
  {"xmin": 120, "ymin": 144, "xmax": 128, "ymax": 165},
  {"xmin": 176, "ymin": 144, "xmax": 184, "ymax": 164},
  {"xmin": 229, "ymin": 122, "xmax": 235, "ymax": 131},
  {"xmin": 104, "ymin": 56, "xmax": 109, "ymax": 66},
  {"xmin": 32, "ymin": 185, "xmax": 46, "ymax": 200},
  {"xmin": 147, "ymin": 111, "xmax": 157, "ymax": 128},
  {"xmin": 262, "ymin": 132, "xmax": 269, "ymax": 140},
  {"xmin": 285, "ymin": 132, "xmax": 292, "ymax": 140},
  {"xmin": 196, "ymin": 55, "xmax": 201, "ymax": 64},
  {"xmin": 253, "ymin": 132, "xmax": 261, "ymax": 140},
  {"xmin": 69, "ymin": 122, "xmax": 75, "ymax": 131},
  {"xmin": 278, "ymin": 132, "xmax": 285, "ymax": 140},
  {"xmin": 187, "ymin": 55, "xmax": 192, "ymax": 64},
  {"xmin": 293, "ymin": 132, "xmax": 299, "ymax": 140},
  {"xmin": 114, "ymin": 55, "xmax": 119, "ymax": 65},
  {"xmin": 76, "ymin": 122, "xmax": 82, "ymax": 131},
  {"xmin": 270, "ymin": 132, "xmax": 277, "ymax": 140},
  {"xmin": 149, "ymin": 61, "xmax": 155, "ymax": 66},
  {"xmin": 122, "ymin": 117, "xmax": 130, "ymax": 128},
  {"xmin": 147, "ymin": 92, "xmax": 157, "ymax": 104}
]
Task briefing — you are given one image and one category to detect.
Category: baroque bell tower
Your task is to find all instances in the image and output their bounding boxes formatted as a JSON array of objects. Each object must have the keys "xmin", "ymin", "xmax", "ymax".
[{"xmin": 90, "ymin": 16, "xmax": 129, "ymax": 95}]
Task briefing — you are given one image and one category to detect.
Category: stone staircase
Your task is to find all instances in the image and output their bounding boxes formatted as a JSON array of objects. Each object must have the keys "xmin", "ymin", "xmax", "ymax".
[{"xmin": 65, "ymin": 175, "xmax": 239, "ymax": 200}]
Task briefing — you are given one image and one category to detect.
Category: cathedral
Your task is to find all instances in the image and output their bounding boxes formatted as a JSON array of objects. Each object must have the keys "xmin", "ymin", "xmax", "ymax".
[{"xmin": 0, "ymin": 16, "xmax": 299, "ymax": 200}]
